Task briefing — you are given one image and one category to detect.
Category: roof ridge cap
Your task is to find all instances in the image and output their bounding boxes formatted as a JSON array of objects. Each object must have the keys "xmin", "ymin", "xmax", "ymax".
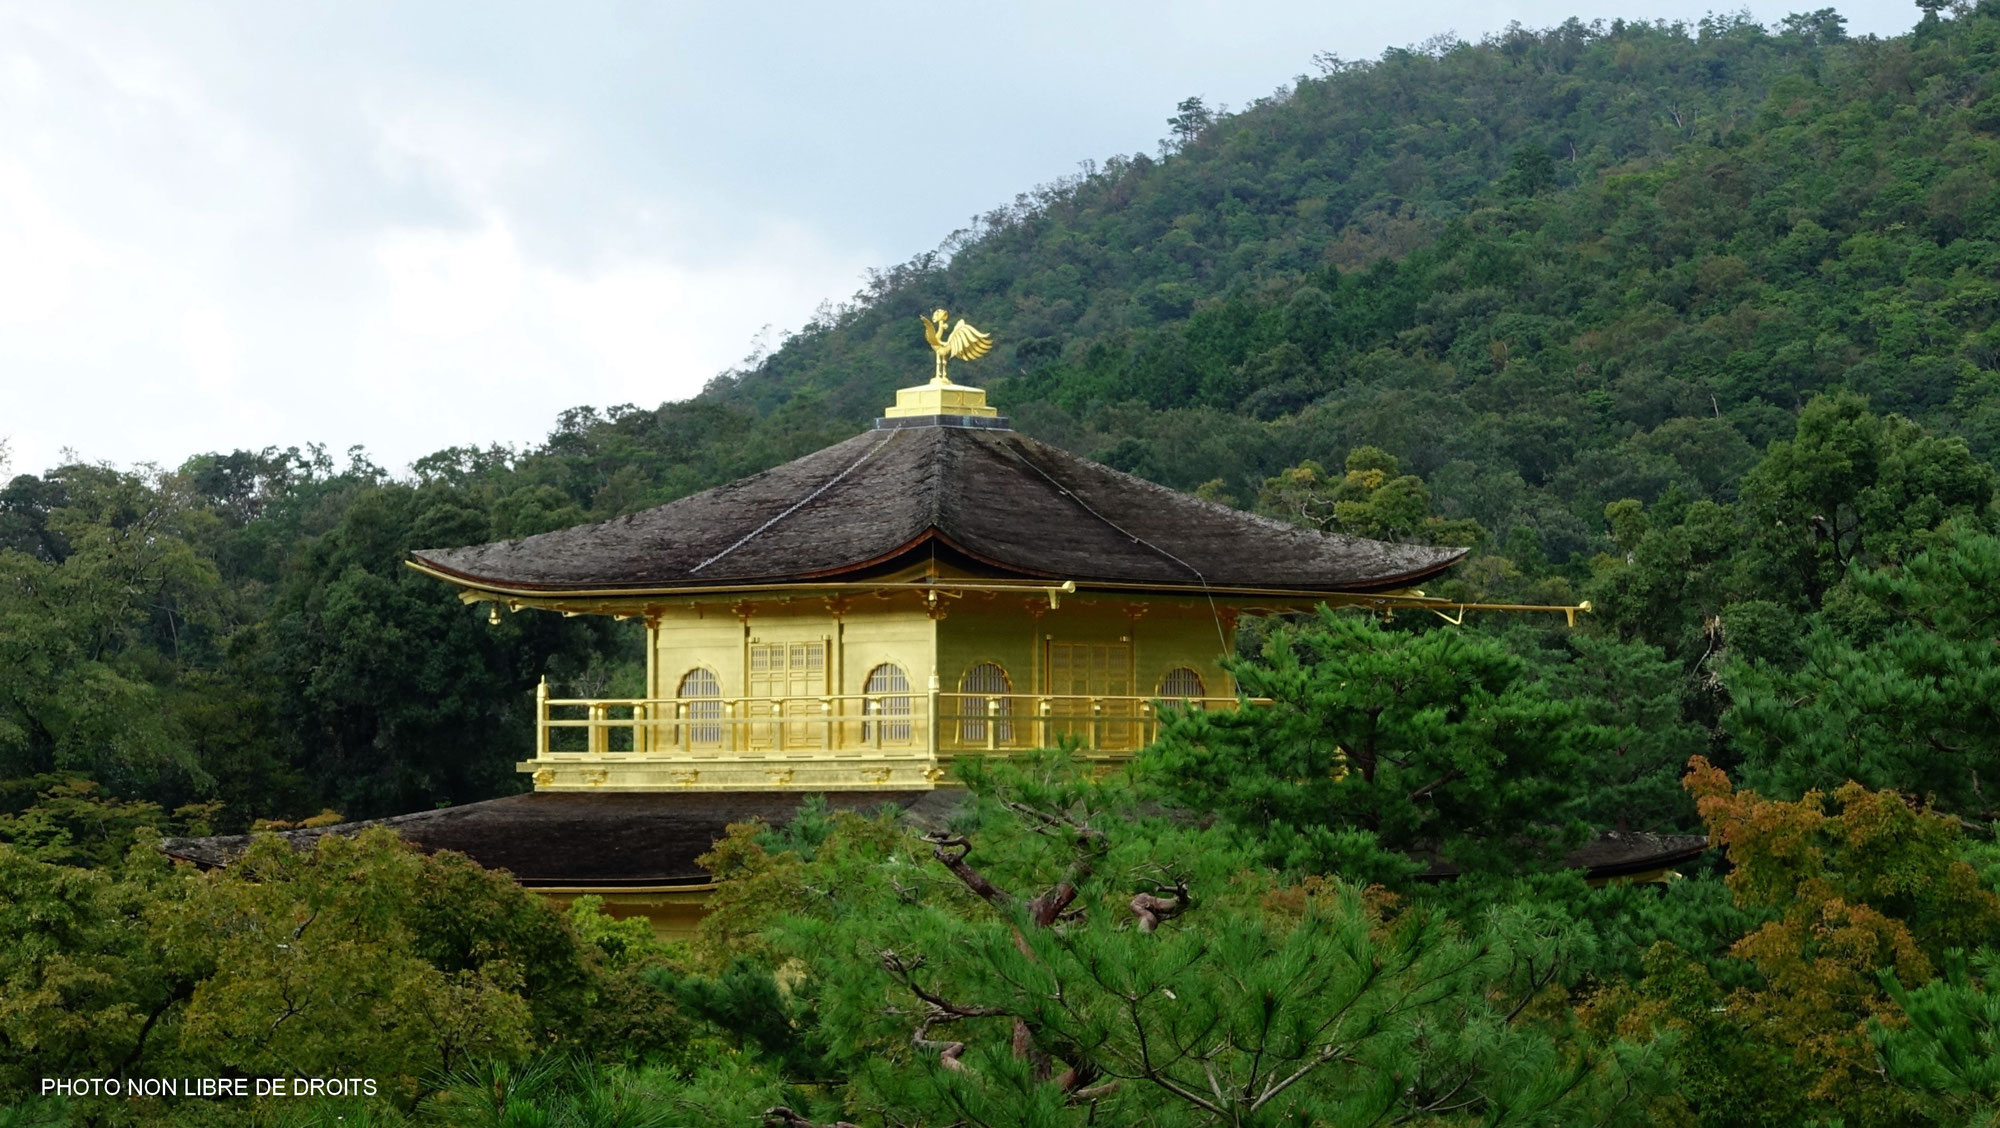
[
  {"xmin": 985, "ymin": 432, "xmax": 1210, "ymax": 583},
  {"xmin": 687, "ymin": 429, "xmax": 901, "ymax": 576},
  {"xmin": 925, "ymin": 427, "xmax": 947, "ymax": 531}
]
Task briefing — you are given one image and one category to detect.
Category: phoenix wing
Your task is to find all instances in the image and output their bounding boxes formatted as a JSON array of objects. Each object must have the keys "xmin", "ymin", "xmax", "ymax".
[
  {"xmin": 920, "ymin": 315, "xmax": 945, "ymax": 351},
  {"xmin": 944, "ymin": 319, "xmax": 994, "ymax": 362}
]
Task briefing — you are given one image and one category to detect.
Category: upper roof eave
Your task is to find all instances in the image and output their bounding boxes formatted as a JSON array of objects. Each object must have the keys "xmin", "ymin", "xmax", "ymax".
[{"xmin": 409, "ymin": 425, "xmax": 1471, "ymax": 596}]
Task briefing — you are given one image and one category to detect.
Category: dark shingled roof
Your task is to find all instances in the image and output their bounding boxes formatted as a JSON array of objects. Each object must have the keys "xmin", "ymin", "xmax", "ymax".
[
  {"xmin": 1413, "ymin": 831, "xmax": 1712, "ymax": 883},
  {"xmin": 159, "ymin": 791, "xmax": 1708, "ymax": 888},
  {"xmin": 158, "ymin": 791, "xmax": 948, "ymax": 888},
  {"xmin": 411, "ymin": 422, "xmax": 1466, "ymax": 594}
]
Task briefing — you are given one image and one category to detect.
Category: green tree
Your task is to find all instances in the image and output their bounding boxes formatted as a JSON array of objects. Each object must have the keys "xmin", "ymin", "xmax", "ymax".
[
  {"xmin": 717, "ymin": 755, "xmax": 1673, "ymax": 1127},
  {"xmin": 0, "ymin": 826, "xmax": 688, "ymax": 1123},
  {"xmin": 0, "ymin": 776, "xmax": 214, "ymax": 869},
  {"xmin": 1726, "ymin": 527, "xmax": 2000, "ymax": 815},
  {"xmin": 1142, "ymin": 611, "xmax": 1599, "ymax": 884},
  {"xmin": 1874, "ymin": 948, "xmax": 2000, "ymax": 1126},
  {"xmin": 159, "ymin": 831, "xmax": 545, "ymax": 1106},
  {"xmin": 0, "ymin": 466, "xmax": 217, "ymax": 793},
  {"xmin": 1165, "ymin": 95, "xmax": 1213, "ymax": 151},
  {"xmin": 1254, "ymin": 447, "xmax": 1484, "ymax": 547},
  {"xmin": 1501, "ymin": 144, "xmax": 1557, "ymax": 195},
  {"xmin": 1585, "ymin": 492, "xmax": 1742, "ymax": 658},
  {"xmin": 1530, "ymin": 632, "xmax": 1707, "ymax": 832},
  {"xmin": 1737, "ymin": 392, "xmax": 1996, "ymax": 609},
  {"xmin": 266, "ymin": 484, "xmax": 618, "ymax": 816}
]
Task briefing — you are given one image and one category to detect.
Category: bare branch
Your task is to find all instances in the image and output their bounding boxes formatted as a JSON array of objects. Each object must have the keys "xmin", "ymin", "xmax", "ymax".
[
  {"xmin": 1405, "ymin": 771, "xmax": 1464, "ymax": 806},
  {"xmin": 881, "ymin": 950, "xmax": 1008, "ymax": 1020},
  {"xmin": 914, "ymin": 1015, "xmax": 974, "ymax": 1072},
  {"xmin": 1131, "ymin": 875, "xmax": 1191, "ymax": 932},
  {"xmin": 1026, "ymin": 826, "xmax": 1107, "ymax": 929}
]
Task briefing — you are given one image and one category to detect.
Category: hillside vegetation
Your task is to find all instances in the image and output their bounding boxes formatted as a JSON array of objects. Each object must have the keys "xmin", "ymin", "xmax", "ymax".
[
  {"xmin": 720, "ymin": 7, "xmax": 2000, "ymax": 562},
  {"xmin": 5, "ymin": 7, "xmax": 2000, "ymax": 1125}
]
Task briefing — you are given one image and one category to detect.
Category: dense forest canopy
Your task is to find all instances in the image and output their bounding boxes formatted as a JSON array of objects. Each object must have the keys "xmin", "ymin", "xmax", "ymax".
[{"xmin": 6, "ymin": 5, "xmax": 2000, "ymax": 1125}]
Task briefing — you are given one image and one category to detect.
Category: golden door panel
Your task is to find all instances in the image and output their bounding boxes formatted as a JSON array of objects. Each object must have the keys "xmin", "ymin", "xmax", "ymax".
[
  {"xmin": 1046, "ymin": 642, "xmax": 1136, "ymax": 750},
  {"xmin": 746, "ymin": 641, "xmax": 828, "ymax": 749}
]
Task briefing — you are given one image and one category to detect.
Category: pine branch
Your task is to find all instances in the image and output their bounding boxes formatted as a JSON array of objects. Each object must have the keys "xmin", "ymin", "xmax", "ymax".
[
  {"xmin": 881, "ymin": 949, "xmax": 1011, "ymax": 1073},
  {"xmin": 1405, "ymin": 771, "xmax": 1464, "ymax": 806},
  {"xmin": 1130, "ymin": 877, "xmax": 1190, "ymax": 933},
  {"xmin": 880, "ymin": 950, "xmax": 1007, "ymax": 1019},
  {"xmin": 924, "ymin": 832, "xmax": 1014, "ymax": 909},
  {"xmin": 762, "ymin": 1107, "xmax": 860, "ymax": 1128}
]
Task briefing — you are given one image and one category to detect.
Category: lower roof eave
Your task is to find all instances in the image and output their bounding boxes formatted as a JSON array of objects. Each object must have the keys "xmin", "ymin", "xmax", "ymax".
[
  {"xmin": 1415, "ymin": 833, "xmax": 1712, "ymax": 883},
  {"xmin": 514, "ymin": 878, "xmax": 718, "ymax": 894}
]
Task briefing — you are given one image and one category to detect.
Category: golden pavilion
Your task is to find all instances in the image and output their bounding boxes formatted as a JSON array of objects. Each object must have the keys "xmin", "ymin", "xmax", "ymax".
[
  {"xmin": 164, "ymin": 325, "xmax": 1702, "ymax": 935},
  {"xmin": 403, "ymin": 371, "xmax": 1464, "ymax": 794}
]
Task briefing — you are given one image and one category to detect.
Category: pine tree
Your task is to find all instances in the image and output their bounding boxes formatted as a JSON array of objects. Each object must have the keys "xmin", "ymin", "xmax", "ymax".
[{"xmin": 1142, "ymin": 611, "xmax": 1599, "ymax": 885}]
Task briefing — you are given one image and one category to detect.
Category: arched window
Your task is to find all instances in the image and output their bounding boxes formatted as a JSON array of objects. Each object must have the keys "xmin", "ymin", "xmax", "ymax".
[
  {"xmin": 1158, "ymin": 666, "xmax": 1206, "ymax": 702},
  {"xmin": 677, "ymin": 668, "xmax": 722, "ymax": 746},
  {"xmin": 958, "ymin": 662, "xmax": 1013, "ymax": 744},
  {"xmin": 863, "ymin": 663, "xmax": 912, "ymax": 743}
]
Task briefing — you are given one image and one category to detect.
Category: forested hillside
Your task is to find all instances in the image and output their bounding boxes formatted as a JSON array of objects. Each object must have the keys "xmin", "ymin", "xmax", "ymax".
[
  {"xmin": 720, "ymin": 6, "xmax": 2000, "ymax": 568},
  {"xmin": 6, "ymin": 7, "xmax": 2000, "ymax": 1125}
]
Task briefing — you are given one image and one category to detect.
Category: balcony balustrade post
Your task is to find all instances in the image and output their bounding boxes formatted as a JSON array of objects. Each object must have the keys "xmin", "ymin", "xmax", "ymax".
[
  {"xmin": 986, "ymin": 698, "xmax": 999, "ymax": 752},
  {"xmin": 1089, "ymin": 698, "xmax": 1101, "ymax": 751},
  {"xmin": 535, "ymin": 677, "xmax": 549, "ymax": 759},
  {"xmin": 927, "ymin": 674, "xmax": 940, "ymax": 759}
]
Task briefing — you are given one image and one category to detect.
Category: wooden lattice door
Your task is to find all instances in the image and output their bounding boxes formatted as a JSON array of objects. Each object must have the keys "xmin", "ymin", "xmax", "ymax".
[
  {"xmin": 1046, "ymin": 642, "xmax": 1134, "ymax": 749},
  {"xmin": 747, "ymin": 641, "xmax": 827, "ymax": 749}
]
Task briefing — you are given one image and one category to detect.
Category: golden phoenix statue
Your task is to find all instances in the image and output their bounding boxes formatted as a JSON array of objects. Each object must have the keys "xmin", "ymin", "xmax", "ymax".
[{"xmin": 920, "ymin": 308, "xmax": 993, "ymax": 383}]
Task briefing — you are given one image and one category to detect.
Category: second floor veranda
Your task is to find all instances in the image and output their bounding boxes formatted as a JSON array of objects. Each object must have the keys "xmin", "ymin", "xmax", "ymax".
[{"xmin": 519, "ymin": 681, "xmax": 1263, "ymax": 791}]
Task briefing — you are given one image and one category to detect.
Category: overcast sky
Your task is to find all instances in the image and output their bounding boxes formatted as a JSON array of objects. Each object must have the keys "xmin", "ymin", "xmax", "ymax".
[{"xmin": 1, "ymin": 1, "xmax": 1922, "ymax": 479}]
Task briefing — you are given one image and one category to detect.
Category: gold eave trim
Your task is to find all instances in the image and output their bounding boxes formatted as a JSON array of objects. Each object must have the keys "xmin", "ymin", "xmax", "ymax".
[
  {"xmin": 407, "ymin": 557, "xmax": 1430, "ymax": 603},
  {"xmin": 406, "ymin": 559, "xmax": 1591, "ymax": 624},
  {"xmin": 407, "ymin": 559, "xmax": 1079, "ymax": 602}
]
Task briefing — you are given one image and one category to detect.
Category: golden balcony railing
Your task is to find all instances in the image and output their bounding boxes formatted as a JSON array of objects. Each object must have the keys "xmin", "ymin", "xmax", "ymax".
[{"xmin": 531, "ymin": 684, "xmax": 1260, "ymax": 762}]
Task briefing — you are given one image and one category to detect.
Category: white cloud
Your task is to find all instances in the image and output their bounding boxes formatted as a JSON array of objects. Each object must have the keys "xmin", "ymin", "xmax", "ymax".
[
  {"xmin": 179, "ymin": 305, "xmax": 242, "ymax": 393},
  {"xmin": 337, "ymin": 208, "xmax": 867, "ymax": 459},
  {"xmin": 0, "ymin": 0, "xmax": 1924, "ymax": 480},
  {"xmin": 0, "ymin": 160, "xmax": 101, "ymax": 325},
  {"xmin": 0, "ymin": 4, "xmax": 873, "ymax": 478},
  {"xmin": 376, "ymin": 217, "xmax": 529, "ymax": 339}
]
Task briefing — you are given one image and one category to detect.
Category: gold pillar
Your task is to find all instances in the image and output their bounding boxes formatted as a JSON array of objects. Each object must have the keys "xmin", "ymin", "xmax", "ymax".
[
  {"xmin": 833, "ymin": 615, "xmax": 846, "ymax": 741},
  {"xmin": 927, "ymin": 670, "xmax": 941, "ymax": 760},
  {"xmin": 643, "ymin": 618, "xmax": 659, "ymax": 753}
]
